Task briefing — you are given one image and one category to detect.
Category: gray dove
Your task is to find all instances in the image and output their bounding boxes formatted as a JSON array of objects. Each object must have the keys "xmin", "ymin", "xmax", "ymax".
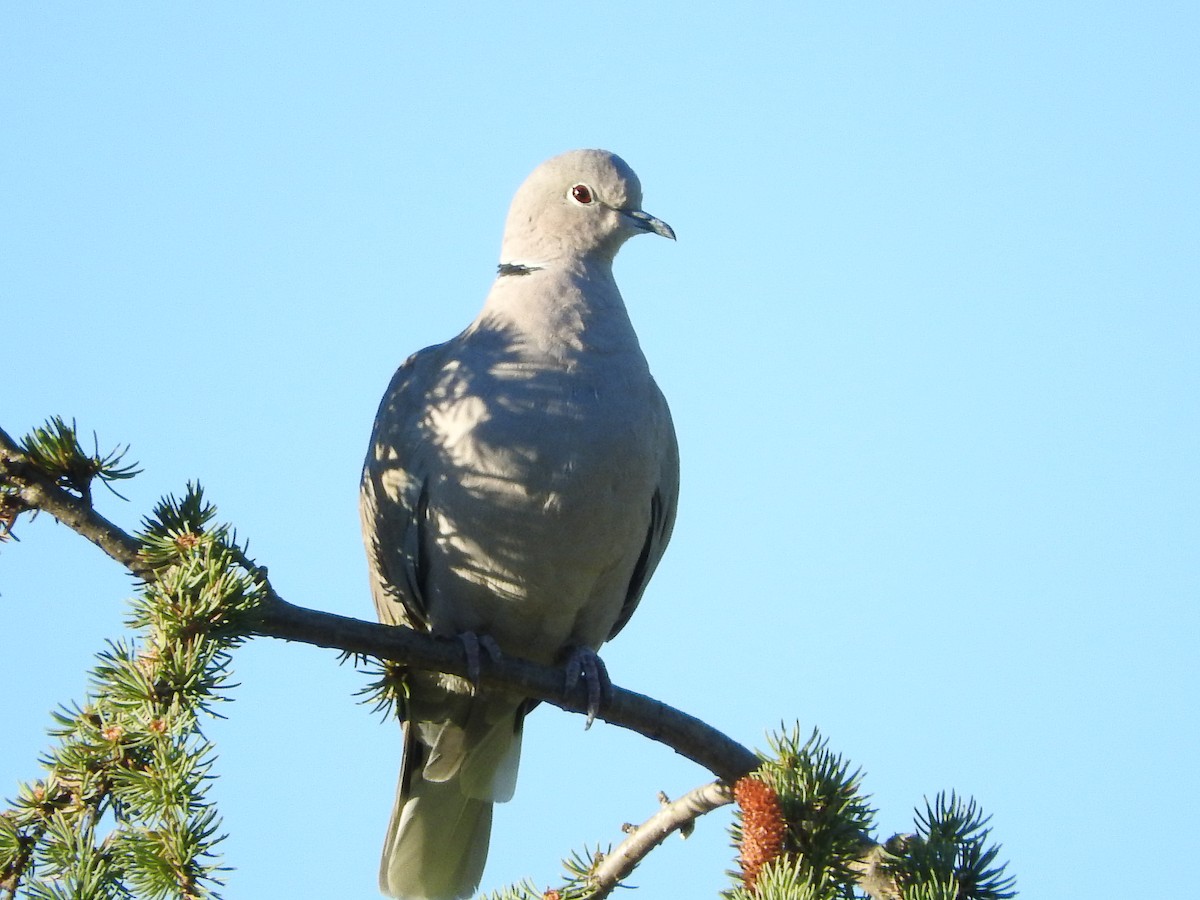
[{"xmin": 360, "ymin": 149, "xmax": 679, "ymax": 900}]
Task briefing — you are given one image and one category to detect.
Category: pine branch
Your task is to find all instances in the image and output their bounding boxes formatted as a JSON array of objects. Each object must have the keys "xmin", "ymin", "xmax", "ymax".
[
  {"xmin": 0, "ymin": 425, "xmax": 147, "ymax": 575},
  {"xmin": 1, "ymin": 422, "xmax": 760, "ymax": 784},
  {"xmin": 589, "ymin": 781, "xmax": 733, "ymax": 899},
  {"xmin": 257, "ymin": 597, "xmax": 761, "ymax": 781},
  {"xmin": 4, "ymin": 421, "xmax": 1014, "ymax": 899},
  {"xmin": 1, "ymin": 479, "xmax": 257, "ymax": 898}
]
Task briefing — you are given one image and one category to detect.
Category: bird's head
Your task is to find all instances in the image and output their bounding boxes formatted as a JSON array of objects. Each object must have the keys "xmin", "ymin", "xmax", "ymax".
[{"xmin": 499, "ymin": 149, "xmax": 674, "ymax": 269}]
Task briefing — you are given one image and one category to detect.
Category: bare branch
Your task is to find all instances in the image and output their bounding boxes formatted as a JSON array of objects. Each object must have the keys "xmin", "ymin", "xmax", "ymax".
[
  {"xmin": 589, "ymin": 781, "xmax": 733, "ymax": 899},
  {"xmin": 255, "ymin": 596, "xmax": 761, "ymax": 781}
]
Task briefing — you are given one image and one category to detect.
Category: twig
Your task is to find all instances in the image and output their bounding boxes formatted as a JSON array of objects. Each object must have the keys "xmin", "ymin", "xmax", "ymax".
[
  {"xmin": 0, "ymin": 426, "xmax": 148, "ymax": 576},
  {"xmin": 589, "ymin": 781, "xmax": 733, "ymax": 899}
]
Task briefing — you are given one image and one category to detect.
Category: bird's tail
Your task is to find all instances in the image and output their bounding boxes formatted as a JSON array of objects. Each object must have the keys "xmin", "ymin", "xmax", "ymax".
[{"xmin": 380, "ymin": 704, "xmax": 523, "ymax": 900}]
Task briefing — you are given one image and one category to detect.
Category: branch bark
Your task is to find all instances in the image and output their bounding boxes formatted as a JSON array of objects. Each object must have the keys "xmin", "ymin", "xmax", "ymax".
[
  {"xmin": 589, "ymin": 781, "xmax": 733, "ymax": 899},
  {"xmin": 0, "ymin": 426, "xmax": 147, "ymax": 576},
  {"xmin": 255, "ymin": 596, "xmax": 760, "ymax": 781},
  {"xmin": 1, "ymin": 424, "xmax": 760, "ymax": 784}
]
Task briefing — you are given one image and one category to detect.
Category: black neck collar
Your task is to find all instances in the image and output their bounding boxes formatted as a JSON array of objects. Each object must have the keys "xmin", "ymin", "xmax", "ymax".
[{"xmin": 497, "ymin": 262, "xmax": 542, "ymax": 277}]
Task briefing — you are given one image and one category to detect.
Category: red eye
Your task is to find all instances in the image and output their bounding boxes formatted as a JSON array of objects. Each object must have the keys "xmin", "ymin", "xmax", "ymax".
[{"xmin": 571, "ymin": 184, "xmax": 593, "ymax": 204}]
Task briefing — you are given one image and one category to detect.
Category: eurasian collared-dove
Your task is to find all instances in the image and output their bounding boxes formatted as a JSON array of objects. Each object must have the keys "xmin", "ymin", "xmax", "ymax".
[{"xmin": 359, "ymin": 149, "xmax": 679, "ymax": 900}]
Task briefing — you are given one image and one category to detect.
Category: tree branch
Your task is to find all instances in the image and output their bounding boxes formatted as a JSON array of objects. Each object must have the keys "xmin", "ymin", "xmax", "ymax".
[
  {"xmin": 4, "ymin": 423, "xmax": 913, "ymax": 898},
  {"xmin": 255, "ymin": 596, "xmax": 760, "ymax": 781},
  {"xmin": 0, "ymin": 425, "xmax": 148, "ymax": 577},
  {"xmin": 589, "ymin": 781, "xmax": 733, "ymax": 899},
  {"xmin": 1, "ymin": 427, "xmax": 760, "ymax": 784}
]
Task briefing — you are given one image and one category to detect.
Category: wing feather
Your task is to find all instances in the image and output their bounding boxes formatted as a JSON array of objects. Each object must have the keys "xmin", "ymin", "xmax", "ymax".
[
  {"xmin": 608, "ymin": 398, "xmax": 679, "ymax": 640},
  {"xmin": 360, "ymin": 345, "xmax": 451, "ymax": 631}
]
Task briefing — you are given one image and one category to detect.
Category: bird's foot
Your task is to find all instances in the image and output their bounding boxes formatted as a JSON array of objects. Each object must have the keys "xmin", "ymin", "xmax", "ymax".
[
  {"xmin": 458, "ymin": 631, "xmax": 503, "ymax": 690},
  {"xmin": 562, "ymin": 645, "xmax": 612, "ymax": 729}
]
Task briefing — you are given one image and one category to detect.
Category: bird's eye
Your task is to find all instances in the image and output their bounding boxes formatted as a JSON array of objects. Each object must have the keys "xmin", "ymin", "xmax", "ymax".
[{"xmin": 571, "ymin": 184, "xmax": 594, "ymax": 204}]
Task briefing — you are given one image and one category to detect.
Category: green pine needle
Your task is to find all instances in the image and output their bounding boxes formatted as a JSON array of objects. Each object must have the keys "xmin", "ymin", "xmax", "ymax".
[
  {"xmin": 730, "ymin": 724, "xmax": 874, "ymax": 897},
  {"xmin": 725, "ymin": 856, "xmax": 830, "ymax": 900},
  {"xmin": 482, "ymin": 842, "xmax": 609, "ymax": 900},
  {"xmin": 2, "ymin": 486, "xmax": 259, "ymax": 899},
  {"xmin": 19, "ymin": 417, "xmax": 141, "ymax": 503},
  {"xmin": 727, "ymin": 728, "xmax": 1014, "ymax": 900},
  {"xmin": 354, "ymin": 658, "xmax": 411, "ymax": 722},
  {"xmin": 893, "ymin": 792, "xmax": 1016, "ymax": 900}
]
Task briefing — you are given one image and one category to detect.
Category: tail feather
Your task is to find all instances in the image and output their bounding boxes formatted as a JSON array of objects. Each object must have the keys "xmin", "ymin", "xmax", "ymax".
[
  {"xmin": 380, "ymin": 774, "xmax": 493, "ymax": 900},
  {"xmin": 380, "ymin": 708, "xmax": 523, "ymax": 900},
  {"xmin": 458, "ymin": 715, "xmax": 522, "ymax": 802}
]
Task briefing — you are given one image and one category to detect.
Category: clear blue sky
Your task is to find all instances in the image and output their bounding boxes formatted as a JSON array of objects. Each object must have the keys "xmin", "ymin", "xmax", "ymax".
[{"xmin": 3, "ymin": 4, "xmax": 1197, "ymax": 897}]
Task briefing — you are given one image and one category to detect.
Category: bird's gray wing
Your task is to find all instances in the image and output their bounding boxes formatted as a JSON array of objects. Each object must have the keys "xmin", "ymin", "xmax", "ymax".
[
  {"xmin": 360, "ymin": 344, "xmax": 449, "ymax": 632},
  {"xmin": 608, "ymin": 395, "xmax": 679, "ymax": 641}
]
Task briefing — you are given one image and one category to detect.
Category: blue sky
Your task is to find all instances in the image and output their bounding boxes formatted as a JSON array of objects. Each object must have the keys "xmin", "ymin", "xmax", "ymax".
[{"xmin": 3, "ymin": 3, "xmax": 1197, "ymax": 897}]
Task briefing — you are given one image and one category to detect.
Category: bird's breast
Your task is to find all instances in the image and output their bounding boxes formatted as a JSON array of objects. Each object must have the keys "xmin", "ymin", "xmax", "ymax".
[{"xmin": 428, "ymin": 364, "xmax": 658, "ymax": 511}]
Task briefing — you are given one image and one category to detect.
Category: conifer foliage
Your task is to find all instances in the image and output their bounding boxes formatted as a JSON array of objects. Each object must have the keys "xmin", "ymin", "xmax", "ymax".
[
  {"xmin": 2, "ymin": 421, "xmax": 263, "ymax": 898},
  {"xmin": 1, "ymin": 419, "xmax": 1014, "ymax": 899}
]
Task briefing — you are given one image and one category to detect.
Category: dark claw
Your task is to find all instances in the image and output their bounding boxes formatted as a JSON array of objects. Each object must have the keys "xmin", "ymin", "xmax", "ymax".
[
  {"xmin": 563, "ymin": 645, "xmax": 612, "ymax": 728},
  {"xmin": 458, "ymin": 632, "xmax": 503, "ymax": 690}
]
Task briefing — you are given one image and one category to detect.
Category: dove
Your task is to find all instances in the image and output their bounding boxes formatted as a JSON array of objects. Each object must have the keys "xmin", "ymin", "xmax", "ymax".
[{"xmin": 360, "ymin": 149, "xmax": 678, "ymax": 899}]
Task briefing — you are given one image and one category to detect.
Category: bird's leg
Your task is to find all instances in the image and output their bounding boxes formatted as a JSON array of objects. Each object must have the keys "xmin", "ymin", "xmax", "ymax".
[
  {"xmin": 457, "ymin": 631, "xmax": 503, "ymax": 691},
  {"xmin": 562, "ymin": 645, "xmax": 613, "ymax": 729}
]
